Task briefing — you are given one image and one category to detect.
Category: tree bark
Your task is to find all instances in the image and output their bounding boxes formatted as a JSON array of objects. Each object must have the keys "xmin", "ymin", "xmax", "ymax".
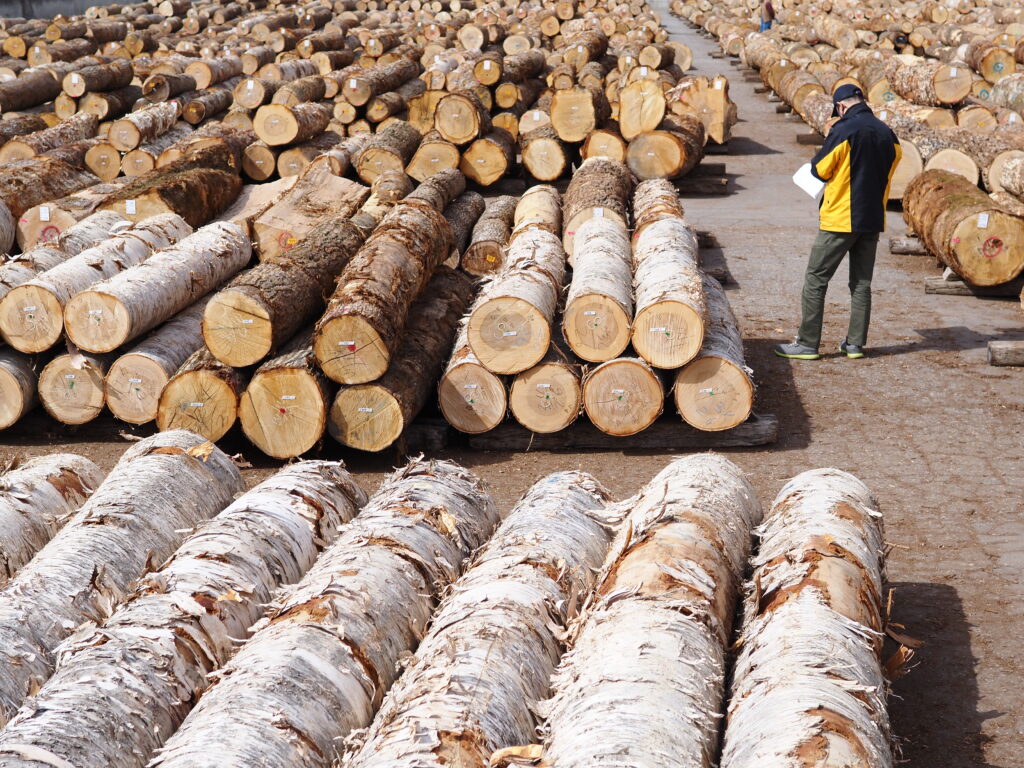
[
  {"xmin": 0, "ymin": 156, "xmax": 98, "ymax": 226},
  {"xmin": 0, "ymin": 349, "xmax": 39, "ymax": 429},
  {"xmin": 253, "ymin": 101, "xmax": 331, "ymax": 146},
  {"xmin": 108, "ymin": 101, "xmax": 181, "ymax": 151},
  {"xmin": 149, "ymin": 458, "xmax": 499, "ymax": 768},
  {"xmin": 61, "ymin": 57, "xmax": 132, "ymax": 97},
  {"xmin": 627, "ymin": 114, "xmax": 705, "ymax": 181},
  {"xmin": 562, "ymin": 158, "xmax": 633, "ymax": 260},
  {"xmin": 514, "ymin": 184, "xmax": 562, "ymax": 238},
  {"xmin": 443, "ymin": 191, "xmax": 486, "ymax": 260},
  {"xmin": 120, "ymin": 124, "xmax": 192, "ymax": 177},
  {"xmin": 354, "ymin": 119, "xmax": 422, "ymax": 184},
  {"xmin": 0, "ymin": 112, "xmax": 97, "ymax": 163},
  {"xmin": 462, "ymin": 195, "xmax": 517, "ymax": 276}
]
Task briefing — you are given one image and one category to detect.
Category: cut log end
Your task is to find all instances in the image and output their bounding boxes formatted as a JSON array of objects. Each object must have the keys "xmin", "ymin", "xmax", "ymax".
[
  {"xmin": 156, "ymin": 370, "xmax": 238, "ymax": 442},
  {"xmin": 63, "ymin": 291, "xmax": 130, "ymax": 353},
  {"xmin": 202, "ymin": 291, "xmax": 273, "ymax": 367},
  {"xmin": 674, "ymin": 355, "xmax": 754, "ymax": 431},
  {"xmin": 38, "ymin": 354, "xmax": 106, "ymax": 425},
  {"xmin": 314, "ymin": 315, "xmax": 389, "ymax": 384},
  {"xmin": 104, "ymin": 353, "xmax": 169, "ymax": 424},
  {"xmin": 0, "ymin": 285, "xmax": 64, "ymax": 353},
  {"xmin": 509, "ymin": 361, "xmax": 581, "ymax": 433},
  {"xmin": 582, "ymin": 358, "xmax": 663, "ymax": 436},
  {"xmin": 631, "ymin": 301, "xmax": 705, "ymax": 369},
  {"xmin": 239, "ymin": 368, "xmax": 328, "ymax": 458},
  {"xmin": 563, "ymin": 295, "xmax": 631, "ymax": 363},
  {"xmin": 438, "ymin": 363, "xmax": 506, "ymax": 434},
  {"xmin": 328, "ymin": 384, "xmax": 403, "ymax": 452},
  {"xmin": 467, "ymin": 296, "xmax": 552, "ymax": 375}
]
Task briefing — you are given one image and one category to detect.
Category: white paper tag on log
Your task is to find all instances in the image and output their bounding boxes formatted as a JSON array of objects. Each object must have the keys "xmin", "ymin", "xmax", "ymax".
[
  {"xmin": 126, "ymin": 199, "xmax": 137, "ymax": 214},
  {"xmin": 71, "ymin": 74, "xmax": 80, "ymax": 84},
  {"xmin": 611, "ymin": 388, "xmax": 625, "ymax": 395},
  {"xmin": 978, "ymin": 213, "xmax": 989, "ymax": 228},
  {"xmin": 464, "ymin": 383, "xmax": 478, "ymax": 389},
  {"xmin": 537, "ymin": 383, "xmax": 551, "ymax": 389},
  {"xmin": 281, "ymin": 395, "xmax": 296, "ymax": 400},
  {"xmin": 39, "ymin": 206, "xmax": 49, "ymax": 222},
  {"xmin": 349, "ymin": 78, "xmax": 357, "ymax": 88},
  {"xmin": 247, "ymin": 80, "xmax": 254, "ymax": 89},
  {"xmin": 640, "ymin": 66, "xmax": 648, "ymax": 75},
  {"xmin": 950, "ymin": 67, "xmax": 958, "ymax": 77},
  {"xmin": 502, "ymin": 331, "xmax": 517, "ymax": 337},
  {"xmin": 189, "ymin": 402, "xmax": 204, "ymax": 407},
  {"xmin": 358, "ymin": 407, "xmax": 373, "ymax": 413},
  {"xmin": 594, "ymin": 207, "xmax": 603, "ymax": 217},
  {"xmin": 483, "ymin": 60, "xmax": 491, "ymax": 69},
  {"xmin": 714, "ymin": 80, "xmax": 723, "ymax": 89},
  {"xmin": 129, "ymin": 377, "xmax": 142, "ymax": 383}
]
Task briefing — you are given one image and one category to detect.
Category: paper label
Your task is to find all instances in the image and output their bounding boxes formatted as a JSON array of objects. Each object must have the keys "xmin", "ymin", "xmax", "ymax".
[
  {"xmin": 611, "ymin": 388, "xmax": 625, "ymax": 394},
  {"xmin": 188, "ymin": 402, "xmax": 204, "ymax": 407},
  {"xmin": 978, "ymin": 213, "xmax": 989, "ymax": 228},
  {"xmin": 22, "ymin": 306, "xmax": 35, "ymax": 312},
  {"xmin": 71, "ymin": 74, "xmax": 80, "ymax": 84},
  {"xmin": 537, "ymin": 383, "xmax": 551, "ymax": 389},
  {"xmin": 483, "ymin": 61, "xmax": 491, "ymax": 70},
  {"xmin": 281, "ymin": 395, "xmax": 296, "ymax": 400},
  {"xmin": 714, "ymin": 80, "xmax": 723, "ymax": 89},
  {"xmin": 640, "ymin": 66, "xmax": 648, "ymax": 76},
  {"xmin": 126, "ymin": 199, "xmax": 137, "ymax": 214},
  {"xmin": 950, "ymin": 67, "xmax": 958, "ymax": 77},
  {"xmin": 349, "ymin": 78, "xmax": 357, "ymax": 88},
  {"xmin": 39, "ymin": 206, "xmax": 49, "ymax": 222},
  {"xmin": 241, "ymin": 318, "xmax": 253, "ymax": 324},
  {"xmin": 88, "ymin": 309, "xmax": 103, "ymax": 315},
  {"xmin": 650, "ymin": 327, "xmax": 667, "ymax": 333},
  {"xmin": 128, "ymin": 378, "xmax": 142, "ymax": 383},
  {"xmin": 583, "ymin": 310, "xmax": 597, "ymax": 316},
  {"xmin": 247, "ymin": 80, "xmax": 254, "ymax": 89},
  {"xmin": 464, "ymin": 383, "xmax": 478, "ymax": 389},
  {"xmin": 502, "ymin": 330, "xmax": 518, "ymax": 337},
  {"xmin": 358, "ymin": 407, "xmax": 373, "ymax": 413},
  {"xmin": 65, "ymin": 374, "xmax": 75, "ymax": 379}
]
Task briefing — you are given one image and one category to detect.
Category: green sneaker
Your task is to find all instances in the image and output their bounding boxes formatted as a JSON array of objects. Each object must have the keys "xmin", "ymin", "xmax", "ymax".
[
  {"xmin": 774, "ymin": 341, "xmax": 820, "ymax": 360},
  {"xmin": 840, "ymin": 339, "xmax": 865, "ymax": 359}
]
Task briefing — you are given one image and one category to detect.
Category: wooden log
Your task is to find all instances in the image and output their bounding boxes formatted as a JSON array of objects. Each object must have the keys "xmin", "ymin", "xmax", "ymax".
[
  {"xmin": 904, "ymin": 169, "xmax": 1024, "ymax": 285},
  {"xmin": 550, "ymin": 85, "xmax": 611, "ymax": 143},
  {"xmin": 988, "ymin": 340, "xmax": 1024, "ymax": 366},
  {"xmin": 81, "ymin": 139, "xmax": 120, "ymax": 181},
  {"xmin": 0, "ymin": 156, "xmax": 98, "ymax": 244},
  {"xmin": 582, "ymin": 356, "xmax": 664, "ymax": 436},
  {"xmin": 241, "ymin": 141, "xmax": 278, "ymax": 182},
  {"xmin": 581, "ymin": 122, "xmax": 627, "ymax": 162},
  {"xmin": 61, "ymin": 57, "xmax": 132, "ymax": 97},
  {"xmin": 443, "ymin": 191, "xmax": 485, "ymax": 260},
  {"xmin": 141, "ymin": 72, "xmax": 195, "ymax": 102},
  {"xmin": 887, "ymin": 58, "xmax": 973, "ymax": 106},
  {"xmin": 156, "ymin": 347, "xmax": 245, "ymax": 441},
  {"xmin": 354, "ymin": 119, "xmax": 421, "ymax": 184},
  {"xmin": 0, "ymin": 114, "xmax": 47, "ymax": 149},
  {"xmin": 16, "ymin": 195, "xmax": 127, "ymax": 257},
  {"xmin": 256, "ymin": 58, "xmax": 318, "ymax": 83},
  {"xmin": 253, "ymin": 101, "xmax": 331, "ymax": 146},
  {"xmin": 434, "ymin": 90, "xmax": 491, "ymax": 146},
  {"xmin": 562, "ymin": 158, "xmax": 633, "ymax": 260},
  {"xmin": 329, "ymin": 267, "xmax": 473, "ymax": 452},
  {"xmin": 365, "ymin": 78, "xmax": 425, "ymax": 122},
  {"xmin": 121, "ymin": 124, "xmax": 192, "ymax": 177},
  {"xmin": 889, "ymin": 236, "xmax": 927, "ymax": 255},
  {"xmin": 618, "ymin": 79, "xmax": 667, "ymax": 141},
  {"xmin": 674, "ymin": 274, "xmax": 753, "ymax": 431},
  {"xmin": 271, "ymin": 74, "xmax": 327, "ymax": 106},
  {"xmin": 0, "ymin": 70, "xmax": 62, "ymax": 114},
  {"xmin": 216, "ymin": 176, "xmax": 297, "ymax": 239},
  {"xmin": 543, "ymin": 454, "xmax": 760, "ymax": 768},
  {"xmin": 184, "ymin": 56, "xmax": 243, "ymax": 90},
  {"xmin": 462, "ymin": 195, "xmax": 517, "ymax": 276},
  {"xmin": 276, "ymin": 131, "xmax": 342, "ymax": 177},
  {"xmin": 0, "ymin": 214, "xmax": 191, "ymax": 353},
  {"xmin": 521, "ymin": 124, "xmax": 569, "ymax": 182},
  {"xmin": 0, "ymin": 349, "xmax": 39, "ymax": 429},
  {"xmin": 108, "ymin": 101, "xmax": 180, "ymax": 152},
  {"xmin": 515, "ymin": 184, "xmax": 561, "ymax": 238},
  {"xmin": 721, "ymin": 470, "xmax": 890, "ymax": 768},
  {"xmin": 233, "ymin": 76, "xmax": 283, "ymax": 109},
  {"xmin": 181, "ymin": 86, "xmax": 235, "ymax": 126},
  {"xmin": 509, "ymin": 342, "xmax": 582, "ymax": 433},
  {"xmin": 627, "ymin": 114, "xmax": 705, "ymax": 181},
  {"xmin": 459, "ymin": 128, "xmax": 516, "ymax": 186},
  {"xmin": 343, "ymin": 58, "xmax": 418, "ymax": 107},
  {"xmin": 39, "ymin": 349, "xmax": 115, "ymax": 425},
  {"xmin": 405, "ymin": 130, "xmax": 460, "ymax": 182},
  {"xmin": 0, "ymin": 430, "xmax": 243, "ymax": 727},
  {"xmin": 999, "ymin": 154, "xmax": 1024, "ymax": 199},
  {"xmin": 77, "ymin": 84, "xmax": 142, "ymax": 121},
  {"xmin": 0, "ymin": 112, "xmax": 97, "ymax": 163},
  {"xmin": 346, "ymin": 470, "xmax": 611, "ymax": 768},
  {"xmin": 438, "ymin": 318, "xmax": 507, "ymax": 435},
  {"xmin": 150, "ymin": 458, "xmax": 499, "ymax": 768},
  {"xmin": 466, "ymin": 228, "xmax": 566, "ymax": 376}
]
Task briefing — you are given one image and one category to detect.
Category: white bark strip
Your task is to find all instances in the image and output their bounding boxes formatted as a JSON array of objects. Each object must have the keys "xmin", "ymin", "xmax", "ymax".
[
  {"xmin": 344, "ymin": 471, "xmax": 614, "ymax": 768},
  {"xmin": 0, "ymin": 454, "xmax": 104, "ymax": 585},
  {"xmin": 0, "ymin": 461, "xmax": 367, "ymax": 768},
  {"xmin": 721, "ymin": 469, "xmax": 892, "ymax": 768},
  {"xmin": 151, "ymin": 458, "xmax": 500, "ymax": 768},
  {"xmin": 0, "ymin": 430, "xmax": 243, "ymax": 727},
  {"xmin": 540, "ymin": 454, "xmax": 763, "ymax": 768}
]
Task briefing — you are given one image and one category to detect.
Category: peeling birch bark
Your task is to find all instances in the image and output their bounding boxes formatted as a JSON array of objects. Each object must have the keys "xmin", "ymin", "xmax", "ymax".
[
  {"xmin": 721, "ymin": 468, "xmax": 893, "ymax": 768},
  {"xmin": 539, "ymin": 454, "xmax": 762, "ymax": 768},
  {"xmin": 151, "ymin": 458, "xmax": 500, "ymax": 768},
  {"xmin": 0, "ymin": 461, "xmax": 366, "ymax": 768}
]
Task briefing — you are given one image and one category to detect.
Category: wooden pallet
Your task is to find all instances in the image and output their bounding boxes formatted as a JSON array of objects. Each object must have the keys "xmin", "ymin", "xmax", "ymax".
[{"xmin": 988, "ymin": 341, "xmax": 1024, "ymax": 367}]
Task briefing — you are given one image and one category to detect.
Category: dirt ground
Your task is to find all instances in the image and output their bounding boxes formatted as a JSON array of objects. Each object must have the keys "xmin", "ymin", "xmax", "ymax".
[{"xmin": 1, "ymin": 7, "xmax": 1022, "ymax": 767}]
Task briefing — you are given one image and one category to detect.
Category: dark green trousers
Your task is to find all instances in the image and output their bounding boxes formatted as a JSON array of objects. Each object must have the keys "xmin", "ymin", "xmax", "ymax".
[{"xmin": 798, "ymin": 230, "xmax": 879, "ymax": 349}]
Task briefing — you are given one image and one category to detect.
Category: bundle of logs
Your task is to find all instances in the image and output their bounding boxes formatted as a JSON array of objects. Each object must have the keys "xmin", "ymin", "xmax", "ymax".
[{"xmin": 0, "ymin": 439, "xmax": 905, "ymax": 768}]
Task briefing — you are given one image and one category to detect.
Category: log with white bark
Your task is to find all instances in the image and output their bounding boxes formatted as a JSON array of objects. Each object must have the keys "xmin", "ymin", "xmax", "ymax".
[
  {"xmin": 582, "ymin": 356, "xmax": 664, "ymax": 436},
  {"xmin": 0, "ymin": 453, "xmax": 103, "ymax": 584},
  {"xmin": 466, "ymin": 229, "xmax": 566, "ymax": 376},
  {"xmin": 345, "ymin": 470, "xmax": 613, "ymax": 768},
  {"xmin": 63, "ymin": 221, "xmax": 250, "ymax": 354},
  {"xmin": 150, "ymin": 458, "xmax": 500, "ymax": 768},
  {"xmin": 721, "ymin": 469, "xmax": 891, "ymax": 768},
  {"xmin": 0, "ymin": 461, "xmax": 366, "ymax": 768},
  {"xmin": 156, "ymin": 348, "xmax": 246, "ymax": 442},
  {"xmin": 539, "ymin": 454, "xmax": 762, "ymax": 768},
  {"xmin": 563, "ymin": 216, "xmax": 633, "ymax": 363},
  {"xmin": 561, "ymin": 158, "xmax": 633, "ymax": 260},
  {"xmin": 17, "ymin": 180, "xmax": 128, "ymax": 251},
  {"xmin": 438, "ymin": 317, "xmax": 508, "ymax": 435},
  {"xmin": 0, "ymin": 213, "xmax": 192, "ymax": 353},
  {"xmin": 37, "ymin": 350, "xmax": 111, "ymax": 425},
  {"xmin": 513, "ymin": 184, "xmax": 561, "ymax": 239},
  {"xmin": 0, "ymin": 349, "xmax": 39, "ymax": 429},
  {"xmin": 0, "ymin": 430, "xmax": 243, "ymax": 727}
]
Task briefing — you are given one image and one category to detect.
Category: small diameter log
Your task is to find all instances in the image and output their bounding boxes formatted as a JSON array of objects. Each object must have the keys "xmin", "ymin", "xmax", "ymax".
[
  {"xmin": 443, "ymin": 191, "xmax": 486, "ymax": 262},
  {"xmin": 105, "ymin": 298, "xmax": 208, "ymax": 424},
  {"xmin": 314, "ymin": 197, "xmax": 455, "ymax": 384},
  {"xmin": 121, "ymin": 124, "xmax": 192, "ymax": 177},
  {"xmin": 253, "ymin": 101, "xmax": 331, "ymax": 147},
  {"xmin": 582, "ymin": 357, "xmax": 664, "ymax": 436},
  {"xmin": 509, "ymin": 343, "xmax": 582, "ymax": 433},
  {"xmin": 631, "ymin": 208, "xmax": 706, "ymax": 368},
  {"xmin": 83, "ymin": 140, "xmax": 121, "ymax": 181},
  {"xmin": 627, "ymin": 114, "xmax": 706, "ymax": 181},
  {"xmin": 562, "ymin": 158, "xmax": 632, "ymax": 259},
  {"xmin": 242, "ymin": 141, "xmax": 278, "ymax": 182},
  {"xmin": 156, "ymin": 348, "xmax": 245, "ymax": 441},
  {"xmin": 0, "ymin": 112, "xmax": 98, "ymax": 163},
  {"xmin": 0, "ymin": 214, "xmax": 192, "ymax": 354},
  {"xmin": 521, "ymin": 125, "xmax": 569, "ymax": 182},
  {"xmin": 462, "ymin": 195, "xmax": 517, "ymax": 276},
  {"xmin": 366, "ymin": 79, "xmax": 426, "ymax": 122},
  {"xmin": 0, "ymin": 459, "xmax": 365, "ymax": 768},
  {"xmin": 0, "ymin": 69, "xmax": 62, "ymax": 114},
  {"xmin": 563, "ymin": 217, "xmax": 633, "ymax": 363},
  {"xmin": 0, "ymin": 453, "xmax": 104, "ymax": 584},
  {"xmin": 149, "ymin": 458, "xmax": 499, "ymax": 768},
  {"xmin": 342, "ymin": 58, "xmax": 418, "ymax": 107},
  {"xmin": 674, "ymin": 274, "xmax": 754, "ymax": 432},
  {"xmin": 0, "ymin": 430, "xmax": 243, "ymax": 727},
  {"xmin": 108, "ymin": 101, "xmax": 181, "ymax": 152},
  {"xmin": 345, "ymin": 471, "xmax": 613, "ymax": 768},
  {"xmin": 405, "ymin": 130, "xmax": 460, "ymax": 182},
  {"xmin": 632, "ymin": 178, "xmax": 684, "ymax": 236},
  {"xmin": 542, "ymin": 455, "xmax": 762, "ymax": 768},
  {"xmin": 0, "ymin": 349, "xmax": 39, "ymax": 429},
  {"xmin": 329, "ymin": 267, "xmax": 473, "ymax": 452},
  {"xmin": 354, "ymin": 119, "xmax": 421, "ymax": 184},
  {"xmin": 276, "ymin": 131, "xmax": 341, "ymax": 177},
  {"xmin": 904, "ymin": 169, "xmax": 1024, "ymax": 285},
  {"xmin": 459, "ymin": 128, "xmax": 516, "ymax": 186},
  {"xmin": 550, "ymin": 85, "xmax": 611, "ymax": 143},
  {"xmin": 466, "ymin": 228, "xmax": 566, "ymax": 375},
  {"xmin": 181, "ymin": 86, "xmax": 236, "ymax": 126},
  {"xmin": 61, "ymin": 57, "xmax": 132, "ymax": 97},
  {"xmin": 17, "ymin": 183, "xmax": 128, "ymax": 251},
  {"xmin": 64, "ymin": 222, "xmax": 251, "ymax": 354},
  {"xmin": 435, "ymin": 90, "xmax": 492, "ymax": 146},
  {"xmin": 721, "ymin": 469, "xmax": 891, "ymax": 768},
  {"xmin": 438, "ymin": 317, "xmax": 507, "ymax": 434},
  {"xmin": 271, "ymin": 74, "xmax": 327, "ymax": 106},
  {"xmin": 514, "ymin": 184, "xmax": 561, "ymax": 237}
]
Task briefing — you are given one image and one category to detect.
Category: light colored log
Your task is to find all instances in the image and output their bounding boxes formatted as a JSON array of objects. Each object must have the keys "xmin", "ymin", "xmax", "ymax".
[
  {"xmin": 0, "ymin": 349, "xmax": 39, "ymax": 429},
  {"xmin": 108, "ymin": 101, "xmax": 180, "ymax": 152},
  {"xmin": 438, "ymin": 317, "xmax": 507, "ymax": 435},
  {"xmin": 561, "ymin": 158, "xmax": 632, "ymax": 259},
  {"xmin": 156, "ymin": 348, "xmax": 245, "ymax": 442},
  {"xmin": 582, "ymin": 356, "xmax": 664, "ymax": 436},
  {"xmin": 17, "ymin": 180, "xmax": 128, "ymax": 251},
  {"xmin": 508, "ymin": 343, "xmax": 581, "ymax": 434}
]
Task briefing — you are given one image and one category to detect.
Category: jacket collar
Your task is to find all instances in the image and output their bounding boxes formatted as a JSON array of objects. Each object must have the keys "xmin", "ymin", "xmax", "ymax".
[{"xmin": 841, "ymin": 101, "xmax": 873, "ymax": 121}]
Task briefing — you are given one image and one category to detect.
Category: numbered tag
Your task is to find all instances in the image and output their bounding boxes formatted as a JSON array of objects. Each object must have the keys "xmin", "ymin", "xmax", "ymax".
[
  {"xmin": 39, "ymin": 206, "xmax": 49, "ymax": 222},
  {"xmin": 125, "ymin": 199, "xmax": 137, "ymax": 215}
]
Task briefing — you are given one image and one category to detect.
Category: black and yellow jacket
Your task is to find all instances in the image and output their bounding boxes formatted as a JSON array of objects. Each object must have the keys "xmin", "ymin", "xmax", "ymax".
[{"xmin": 810, "ymin": 102, "xmax": 901, "ymax": 233}]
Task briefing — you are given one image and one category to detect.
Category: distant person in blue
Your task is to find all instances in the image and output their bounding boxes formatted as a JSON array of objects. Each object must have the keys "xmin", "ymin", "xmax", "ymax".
[{"xmin": 760, "ymin": 0, "xmax": 775, "ymax": 32}]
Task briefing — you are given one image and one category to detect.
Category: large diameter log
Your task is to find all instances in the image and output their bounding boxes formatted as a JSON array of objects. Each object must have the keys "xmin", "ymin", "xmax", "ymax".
[
  {"xmin": 582, "ymin": 356, "xmax": 664, "ymax": 436},
  {"xmin": 627, "ymin": 114, "xmax": 705, "ymax": 181},
  {"xmin": 674, "ymin": 274, "xmax": 754, "ymax": 431},
  {"xmin": 354, "ymin": 119, "xmax": 421, "ymax": 184},
  {"xmin": 466, "ymin": 229, "xmax": 566, "ymax": 375},
  {"xmin": 618, "ymin": 79, "xmax": 667, "ymax": 141},
  {"xmin": 0, "ymin": 430, "xmax": 243, "ymax": 726},
  {"xmin": 904, "ymin": 169, "xmax": 1024, "ymax": 285},
  {"xmin": 0, "ymin": 460, "xmax": 365, "ymax": 768},
  {"xmin": 562, "ymin": 158, "xmax": 632, "ymax": 260},
  {"xmin": 0, "ymin": 156, "xmax": 98, "ymax": 235},
  {"xmin": 563, "ymin": 217, "xmax": 633, "ymax": 363},
  {"xmin": 156, "ymin": 348, "xmax": 245, "ymax": 442},
  {"xmin": 329, "ymin": 267, "xmax": 473, "ymax": 452},
  {"xmin": 108, "ymin": 101, "xmax": 180, "ymax": 151},
  {"xmin": 17, "ymin": 182, "xmax": 128, "ymax": 251},
  {"xmin": 0, "ymin": 453, "xmax": 104, "ymax": 584},
  {"xmin": 38, "ymin": 350, "xmax": 110, "ymax": 424},
  {"xmin": 543, "ymin": 454, "xmax": 761, "ymax": 768},
  {"xmin": 550, "ymin": 85, "xmax": 611, "ymax": 143},
  {"xmin": 64, "ymin": 222, "xmax": 250, "ymax": 354},
  {"xmin": 405, "ymin": 130, "xmax": 460, "ymax": 182},
  {"xmin": 0, "ymin": 114, "xmax": 47, "ymax": 148},
  {"xmin": 184, "ymin": 56, "xmax": 243, "ymax": 90},
  {"xmin": 721, "ymin": 469, "xmax": 890, "ymax": 768},
  {"xmin": 0, "ymin": 112, "xmax": 97, "ymax": 163},
  {"xmin": 346, "ymin": 470, "xmax": 612, "ymax": 768},
  {"xmin": 434, "ymin": 90, "xmax": 492, "ymax": 146},
  {"xmin": 508, "ymin": 343, "xmax": 582, "ymax": 434},
  {"xmin": 460, "ymin": 128, "xmax": 516, "ymax": 186},
  {"xmin": 314, "ymin": 200, "xmax": 454, "ymax": 384},
  {"xmin": 888, "ymin": 58, "xmax": 973, "ymax": 107},
  {"xmin": 61, "ymin": 57, "xmax": 132, "ymax": 97},
  {"xmin": 438, "ymin": 318, "xmax": 507, "ymax": 435},
  {"xmin": 149, "ymin": 458, "xmax": 499, "ymax": 768},
  {"xmin": 0, "ymin": 214, "xmax": 192, "ymax": 353},
  {"xmin": 462, "ymin": 195, "xmax": 517, "ymax": 276},
  {"xmin": 253, "ymin": 102, "xmax": 331, "ymax": 147},
  {"xmin": 105, "ymin": 298, "xmax": 208, "ymax": 424}
]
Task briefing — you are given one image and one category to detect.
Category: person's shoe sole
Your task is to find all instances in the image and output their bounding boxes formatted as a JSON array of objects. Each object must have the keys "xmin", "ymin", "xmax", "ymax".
[
  {"xmin": 774, "ymin": 349, "xmax": 820, "ymax": 360},
  {"xmin": 843, "ymin": 350, "xmax": 865, "ymax": 359}
]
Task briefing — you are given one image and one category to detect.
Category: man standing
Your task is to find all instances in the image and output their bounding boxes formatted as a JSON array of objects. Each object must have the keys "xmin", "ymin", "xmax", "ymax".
[
  {"xmin": 775, "ymin": 84, "xmax": 901, "ymax": 360},
  {"xmin": 759, "ymin": 0, "xmax": 775, "ymax": 32}
]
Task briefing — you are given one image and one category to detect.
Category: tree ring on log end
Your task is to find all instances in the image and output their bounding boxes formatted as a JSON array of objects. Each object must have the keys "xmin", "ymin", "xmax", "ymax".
[
  {"xmin": 632, "ymin": 302, "xmax": 705, "ymax": 368},
  {"xmin": 467, "ymin": 297, "xmax": 551, "ymax": 374},
  {"xmin": 674, "ymin": 356, "xmax": 753, "ymax": 431},
  {"xmin": 314, "ymin": 315, "xmax": 389, "ymax": 384},
  {"xmin": 203, "ymin": 291, "xmax": 273, "ymax": 367}
]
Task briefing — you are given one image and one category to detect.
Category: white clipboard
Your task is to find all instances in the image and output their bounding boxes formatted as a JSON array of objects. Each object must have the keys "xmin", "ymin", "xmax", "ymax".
[{"xmin": 793, "ymin": 163, "xmax": 826, "ymax": 200}]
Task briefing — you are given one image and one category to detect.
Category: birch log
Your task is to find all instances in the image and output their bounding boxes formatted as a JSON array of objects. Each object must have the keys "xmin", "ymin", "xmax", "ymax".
[
  {"xmin": 156, "ymin": 348, "xmax": 246, "ymax": 442},
  {"xmin": 0, "ymin": 430, "xmax": 243, "ymax": 727},
  {"xmin": 345, "ymin": 470, "xmax": 613, "ymax": 768},
  {"xmin": 561, "ymin": 158, "xmax": 633, "ymax": 259},
  {"xmin": 674, "ymin": 274, "xmax": 754, "ymax": 432},
  {"xmin": 582, "ymin": 356, "xmax": 664, "ymax": 436},
  {"xmin": 721, "ymin": 469, "xmax": 892, "ymax": 768},
  {"xmin": 38, "ymin": 350, "xmax": 113, "ymax": 425},
  {"xmin": 466, "ymin": 229, "xmax": 566, "ymax": 375},
  {"xmin": 540, "ymin": 454, "xmax": 762, "ymax": 768},
  {"xmin": 0, "ymin": 350, "xmax": 39, "ymax": 429},
  {"xmin": 562, "ymin": 216, "xmax": 633, "ymax": 363},
  {"xmin": 508, "ymin": 343, "xmax": 582, "ymax": 434},
  {"xmin": 513, "ymin": 184, "xmax": 561, "ymax": 238},
  {"xmin": 0, "ymin": 213, "xmax": 192, "ymax": 353},
  {"xmin": 0, "ymin": 453, "xmax": 103, "ymax": 584},
  {"xmin": 438, "ymin": 317, "xmax": 508, "ymax": 435},
  {"xmin": 63, "ymin": 221, "xmax": 251, "ymax": 354},
  {"xmin": 150, "ymin": 458, "xmax": 500, "ymax": 768},
  {"xmin": 17, "ymin": 181, "xmax": 128, "ymax": 251},
  {"xmin": 0, "ymin": 461, "xmax": 366, "ymax": 768}
]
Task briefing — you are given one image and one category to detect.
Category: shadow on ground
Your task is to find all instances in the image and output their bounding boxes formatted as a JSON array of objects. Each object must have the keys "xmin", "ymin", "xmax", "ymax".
[
  {"xmin": 742, "ymin": 337, "xmax": 810, "ymax": 450},
  {"xmin": 869, "ymin": 326, "xmax": 1024, "ymax": 358}
]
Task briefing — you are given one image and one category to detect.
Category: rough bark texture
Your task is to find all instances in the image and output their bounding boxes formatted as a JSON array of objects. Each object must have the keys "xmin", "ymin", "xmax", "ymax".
[
  {"xmin": 151, "ymin": 458, "xmax": 500, "ymax": 768},
  {"xmin": 108, "ymin": 101, "xmax": 181, "ymax": 151},
  {"xmin": 0, "ymin": 112, "xmax": 98, "ymax": 163},
  {"xmin": 0, "ymin": 430, "xmax": 243, "ymax": 727},
  {"xmin": 355, "ymin": 119, "xmax": 422, "ymax": 183},
  {"xmin": 561, "ymin": 158, "xmax": 633, "ymax": 258},
  {"xmin": 0, "ymin": 156, "xmax": 98, "ymax": 220},
  {"xmin": 721, "ymin": 469, "xmax": 892, "ymax": 768},
  {"xmin": 443, "ymin": 191, "xmax": 486, "ymax": 258},
  {"xmin": 0, "ymin": 461, "xmax": 365, "ymax": 768},
  {"xmin": 462, "ymin": 195, "xmax": 517, "ymax": 276},
  {"xmin": 18, "ymin": 185, "xmax": 128, "ymax": 251},
  {"xmin": 156, "ymin": 347, "xmax": 245, "ymax": 442}
]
